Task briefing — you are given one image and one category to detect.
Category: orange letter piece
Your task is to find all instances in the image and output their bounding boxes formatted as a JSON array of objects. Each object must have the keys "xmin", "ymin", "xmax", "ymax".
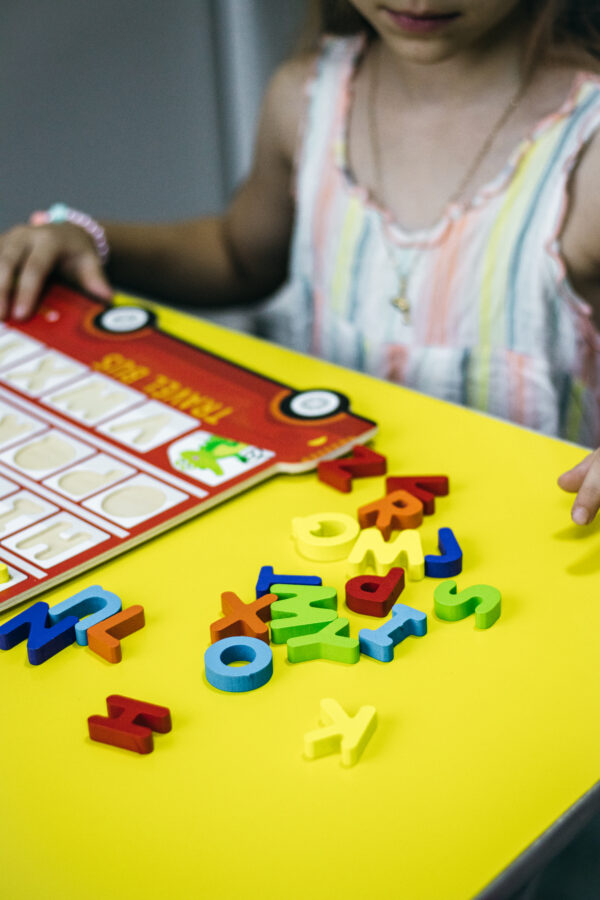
[
  {"xmin": 88, "ymin": 695, "xmax": 172, "ymax": 754},
  {"xmin": 210, "ymin": 591, "xmax": 276, "ymax": 645},
  {"xmin": 317, "ymin": 446, "xmax": 387, "ymax": 493},
  {"xmin": 358, "ymin": 490, "xmax": 423, "ymax": 540},
  {"xmin": 87, "ymin": 605, "xmax": 145, "ymax": 664}
]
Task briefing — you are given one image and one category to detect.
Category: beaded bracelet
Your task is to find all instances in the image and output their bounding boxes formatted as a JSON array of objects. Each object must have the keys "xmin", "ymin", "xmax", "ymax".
[{"xmin": 29, "ymin": 203, "xmax": 110, "ymax": 264}]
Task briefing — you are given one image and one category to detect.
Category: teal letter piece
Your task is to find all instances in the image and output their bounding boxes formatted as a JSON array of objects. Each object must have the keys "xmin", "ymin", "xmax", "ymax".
[
  {"xmin": 287, "ymin": 618, "xmax": 359, "ymax": 664},
  {"xmin": 269, "ymin": 584, "xmax": 338, "ymax": 644},
  {"xmin": 204, "ymin": 637, "xmax": 273, "ymax": 693},
  {"xmin": 49, "ymin": 585, "xmax": 122, "ymax": 646},
  {"xmin": 434, "ymin": 580, "xmax": 501, "ymax": 629},
  {"xmin": 359, "ymin": 603, "xmax": 427, "ymax": 662}
]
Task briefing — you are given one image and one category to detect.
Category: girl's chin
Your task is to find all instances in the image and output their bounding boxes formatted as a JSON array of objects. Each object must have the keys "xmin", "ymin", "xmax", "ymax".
[{"xmin": 381, "ymin": 32, "xmax": 467, "ymax": 65}]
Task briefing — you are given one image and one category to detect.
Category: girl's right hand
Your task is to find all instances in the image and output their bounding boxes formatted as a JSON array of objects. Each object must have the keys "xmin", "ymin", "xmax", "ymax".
[{"xmin": 0, "ymin": 222, "xmax": 113, "ymax": 321}]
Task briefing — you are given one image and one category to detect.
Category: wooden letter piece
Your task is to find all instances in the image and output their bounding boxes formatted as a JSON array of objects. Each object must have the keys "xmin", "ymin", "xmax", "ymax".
[
  {"xmin": 210, "ymin": 591, "xmax": 276, "ymax": 645},
  {"xmin": 255, "ymin": 565, "xmax": 321, "ymax": 598},
  {"xmin": 204, "ymin": 637, "xmax": 273, "ymax": 693},
  {"xmin": 358, "ymin": 490, "xmax": 423, "ymax": 540},
  {"xmin": 0, "ymin": 601, "xmax": 77, "ymax": 665},
  {"xmin": 317, "ymin": 446, "xmax": 387, "ymax": 493},
  {"xmin": 87, "ymin": 605, "xmax": 145, "ymax": 663},
  {"xmin": 385, "ymin": 475, "xmax": 449, "ymax": 514},
  {"xmin": 287, "ymin": 618, "xmax": 359, "ymax": 664},
  {"xmin": 425, "ymin": 528, "xmax": 463, "ymax": 578},
  {"xmin": 269, "ymin": 584, "xmax": 338, "ymax": 644},
  {"xmin": 88, "ymin": 695, "xmax": 172, "ymax": 754},
  {"xmin": 345, "ymin": 567, "xmax": 405, "ymax": 617},
  {"xmin": 304, "ymin": 698, "xmax": 377, "ymax": 766},
  {"xmin": 359, "ymin": 604, "xmax": 427, "ymax": 663},
  {"xmin": 434, "ymin": 581, "xmax": 501, "ymax": 629}
]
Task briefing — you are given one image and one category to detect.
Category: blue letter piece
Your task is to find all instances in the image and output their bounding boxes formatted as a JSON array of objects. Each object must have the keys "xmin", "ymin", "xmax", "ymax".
[
  {"xmin": 48, "ymin": 585, "xmax": 122, "ymax": 646},
  {"xmin": 425, "ymin": 528, "xmax": 462, "ymax": 578},
  {"xmin": 255, "ymin": 565, "xmax": 321, "ymax": 598},
  {"xmin": 204, "ymin": 636, "xmax": 273, "ymax": 693},
  {"xmin": 359, "ymin": 603, "xmax": 427, "ymax": 662},
  {"xmin": 0, "ymin": 601, "xmax": 78, "ymax": 665}
]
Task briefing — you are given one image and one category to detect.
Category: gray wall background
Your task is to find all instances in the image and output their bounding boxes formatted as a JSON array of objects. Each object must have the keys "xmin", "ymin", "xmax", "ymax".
[{"xmin": 0, "ymin": 0, "xmax": 306, "ymax": 315}]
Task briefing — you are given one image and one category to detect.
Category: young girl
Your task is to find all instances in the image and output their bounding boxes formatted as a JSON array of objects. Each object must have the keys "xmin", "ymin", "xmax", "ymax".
[{"xmin": 1, "ymin": 0, "xmax": 600, "ymax": 527}]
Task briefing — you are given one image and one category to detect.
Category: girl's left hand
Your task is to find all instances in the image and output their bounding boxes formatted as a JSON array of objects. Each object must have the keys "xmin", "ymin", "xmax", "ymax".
[{"xmin": 558, "ymin": 448, "xmax": 600, "ymax": 524}]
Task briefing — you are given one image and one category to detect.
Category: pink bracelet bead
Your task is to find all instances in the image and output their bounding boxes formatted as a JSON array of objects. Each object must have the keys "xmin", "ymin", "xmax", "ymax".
[
  {"xmin": 29, "ymin": 210, "xmax": 51, "ymax": 226},
  {"xmin": 28, "ymin": 203, "xmax": 109, "ymax": 264}
]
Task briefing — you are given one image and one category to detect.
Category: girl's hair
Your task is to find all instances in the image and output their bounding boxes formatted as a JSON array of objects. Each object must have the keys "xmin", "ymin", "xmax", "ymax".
[{"xmin": 301, "ymin": 1, "xmax": 600, "ymax": 70}]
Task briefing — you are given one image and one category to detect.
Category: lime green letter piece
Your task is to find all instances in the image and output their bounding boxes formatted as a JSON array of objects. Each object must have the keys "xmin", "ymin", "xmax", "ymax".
[
  {"xmin": 346, "ymin": 527, "xmax": 424, "ymax": 580},
  {"xmin": 269, "ymin": 584, "xmax": 338, "ymax": 644},
  {"xmin": 287, "ymin": 617, "xmax": 359, "ymax": 664},
  {"xmin": 434, "ymin": 580, "xmax": 501, "ymax": 629},
  {"xmin": 304, "ymin": 698, "xmax": 377, "ymax": 767}
]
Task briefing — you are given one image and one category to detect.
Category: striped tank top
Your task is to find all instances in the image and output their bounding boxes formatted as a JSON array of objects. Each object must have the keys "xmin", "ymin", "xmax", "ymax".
[{"xmin": 286, "ymin": 35, "xmax": 600, "ymax": 446}]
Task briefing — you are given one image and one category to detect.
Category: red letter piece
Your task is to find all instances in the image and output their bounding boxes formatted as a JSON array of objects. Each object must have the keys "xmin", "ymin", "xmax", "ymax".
[
  {"xmin": 87, "ymin": 605, "xmax": 145, "ymax": 664},
  {"xmin": 385, "ymin": 476, "xmax": 449, "ymax": 515},
  {"xmin": 345, "ymin": 568, "xmax": 405, "ymax": 617},
  {"xmin": 317, "ymin": 446, "xmax": 387, "ymax": 493},
  {"xmin": 210, "ymin": 591, "xmax": 276, "ymax": 645},
  {"xmin": 88, "ymin": 695, "xmax": 172, "ymax": 754},
  {"xmin": 358, "ymin": 490, "xmax": 423, "ymax": 540}
]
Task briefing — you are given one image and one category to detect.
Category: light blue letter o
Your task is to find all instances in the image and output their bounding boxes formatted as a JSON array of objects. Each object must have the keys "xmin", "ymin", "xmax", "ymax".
[{"xmin": 204, "ymin": 636, "xmax": 273, "ymax": 692}]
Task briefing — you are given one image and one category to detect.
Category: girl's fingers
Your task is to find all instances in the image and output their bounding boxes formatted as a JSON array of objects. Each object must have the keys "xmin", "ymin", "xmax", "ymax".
[
  {"xmin": 557, "ymin": 450, "xmax": 600, "ymax": 525},
  {"xmin": 0, "ymin": 237, "xmax": 28, "ymax": 319},
  {"xmin": 66, "ymin": 252, "xmax": 113, "ymax": 301},
  {"xmin": 557, "ymin": 452, "xmax": 595, "ymax": 493},
  {"xmin": 0, "ymin": 223, "xmax": 112, "ymax": 321},
  {"xmin": 10, "ymin": 241, "xmax": 57, "ymax": 320},
  {"xmin": 568, "ymin": 454, "xmax": 600, "ymax": 525}
]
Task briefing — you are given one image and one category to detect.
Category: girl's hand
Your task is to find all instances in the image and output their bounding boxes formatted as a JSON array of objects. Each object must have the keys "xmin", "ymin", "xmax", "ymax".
[
  {"xmin": 0, "ymin": 222, "xmax": 113, "ymax": 321},
  {"xmin": 558, "ymin": 449, "xmax": 600, "ymax": 525}
]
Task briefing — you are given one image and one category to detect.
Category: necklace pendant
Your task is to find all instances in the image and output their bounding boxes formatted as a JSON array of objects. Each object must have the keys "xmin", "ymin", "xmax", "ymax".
[{"xmin": 391, "ymin": 294, "xmax": 411, "ymax": 324}]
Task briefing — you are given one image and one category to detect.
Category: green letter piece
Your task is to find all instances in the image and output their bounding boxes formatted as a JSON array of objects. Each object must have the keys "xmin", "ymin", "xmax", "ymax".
[
  {"xmin": 269, "ymin": 584, "xmax": 338, "ymax": 644},
  {"xmin": 287, "ymin": 617, "xmax": 359, "ymax": 664},
  {"xmin": 434, "ymin": 580, "xmax": 501, "ymax": 629}
]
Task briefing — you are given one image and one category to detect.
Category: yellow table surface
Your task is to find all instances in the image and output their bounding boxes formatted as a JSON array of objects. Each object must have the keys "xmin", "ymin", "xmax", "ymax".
[{"xmin": 0, "ymin": 297, "xmax": 598, "ymax": 900}]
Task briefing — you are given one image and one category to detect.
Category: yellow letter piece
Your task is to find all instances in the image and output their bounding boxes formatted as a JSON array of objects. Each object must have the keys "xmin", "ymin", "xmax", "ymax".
[
  {"xmin": 292, "ymin": 512, "xmax": 360, "ymax": 561},
  {"xmin": 346, "ymin": 528, "xmax": 424, "ymax": 580},
  {"xmin": 304, "ymin": 698, "xmax": 377, "ymax": 767}
]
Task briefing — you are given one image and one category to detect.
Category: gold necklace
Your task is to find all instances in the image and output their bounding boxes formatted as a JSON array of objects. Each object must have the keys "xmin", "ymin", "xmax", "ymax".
[{"xmin": 367, "ymin": 44, "xmax": 527, "ymax": 324}]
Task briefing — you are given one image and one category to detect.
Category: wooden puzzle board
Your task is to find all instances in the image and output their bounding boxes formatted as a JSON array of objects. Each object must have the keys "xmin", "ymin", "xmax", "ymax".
[
  {"xmin": 0, "ymin": 285, "xmax": 375, "ymax": 612},
  {"xmin": 0, "ymin": 297, "xmax": 598, "ymax": 900}
]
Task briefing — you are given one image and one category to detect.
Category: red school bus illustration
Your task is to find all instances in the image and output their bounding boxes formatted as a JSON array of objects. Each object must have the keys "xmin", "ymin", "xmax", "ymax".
[{"xmin": 0, "ymin": 284, "xmax": 377, "ymax": 612}]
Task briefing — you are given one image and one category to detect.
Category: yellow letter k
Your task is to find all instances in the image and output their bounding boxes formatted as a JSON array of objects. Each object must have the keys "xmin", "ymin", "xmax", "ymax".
[{"xmin": 304, "ymin": 698, "xmax": 377, "ymax": 766}]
